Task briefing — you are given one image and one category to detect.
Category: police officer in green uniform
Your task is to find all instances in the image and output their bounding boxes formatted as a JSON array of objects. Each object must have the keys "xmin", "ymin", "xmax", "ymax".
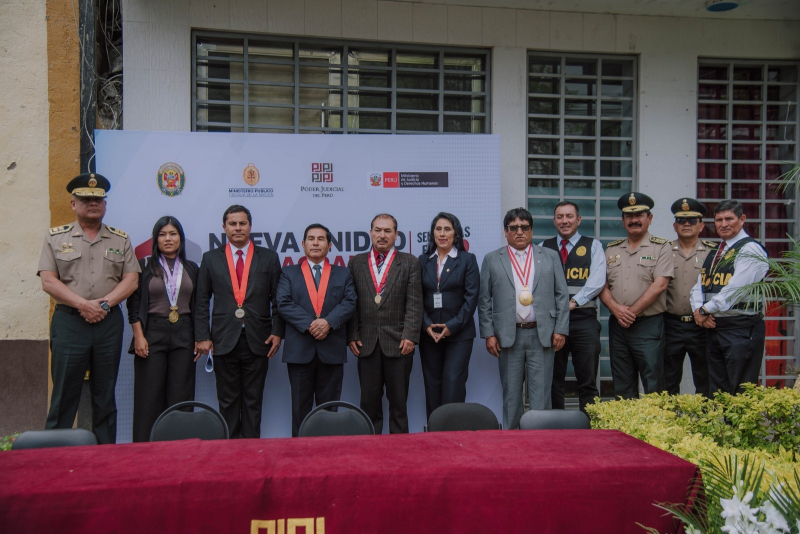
[
  {"xmin": 38, "ymin": 173, "xmax": 140, "ymax": 444},
  {"xmin": 691, "ymin": 200, "xmax": 768, "ymax": 395},
  {"xmin": 600, "ymin": 193, "xmax": 673, "ymax": 399},
  {"xmin": 664, "ymin": 198, "xmax": 715, "ymax": 397}
]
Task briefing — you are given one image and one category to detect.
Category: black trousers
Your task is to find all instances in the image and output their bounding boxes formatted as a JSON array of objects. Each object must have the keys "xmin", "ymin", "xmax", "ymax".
[
  {"xmin": 663, "ymin": 315, "xmax": 709, "ymax": 397},
  {"xmin": 608, "ymin": 314, "xmax": 665, "ymax": 400},
  {"xmin": 287, "ymin": 356, "xmax": 344, "ymax": 437},
  {"xmin": 132, "ymin": 315, "xmax": 196, "ymax": 442},
  {"xmin": 551, "ymin": 314, "xmax": 601, "ymax": 412},
  {"xmin": 357, "ymin": 344, "xmax": 413, "ymax": 434},
  {"xmin": 706, "ymin": 316, "xmax": 765, "ymax": 395},
  {"xmin": 418, "ymin": 337, "xmax": 472, "ymax": 419},
  {"xmin": 46, "ymin": 305, "xmax": 123, "ymax": 444},
  {"xmin": 213, "ymin": 330, "xmax": 269, "ymax": 439}
]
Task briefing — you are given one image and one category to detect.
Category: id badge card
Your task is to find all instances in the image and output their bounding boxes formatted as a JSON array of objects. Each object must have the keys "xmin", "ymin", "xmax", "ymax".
[{"xmin": 433, "ymin": 292, "xmax": 443, "ymax": 309}]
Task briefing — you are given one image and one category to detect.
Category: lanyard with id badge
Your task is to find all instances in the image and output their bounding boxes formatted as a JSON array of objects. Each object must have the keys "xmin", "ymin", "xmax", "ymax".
[{"xmin": 433, "ymin": 256, "xmax": 446, "ymax": 309}]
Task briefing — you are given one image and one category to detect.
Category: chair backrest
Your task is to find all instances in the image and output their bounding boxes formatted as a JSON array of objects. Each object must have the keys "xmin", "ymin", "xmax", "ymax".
[
  {"xmin": 150, "ymin": 401, "xmax": 230, "ymax": 441},
  {"xmin": 12, "ymin": 428, "xmax": 98, "ymax": 450},
  {"xmin": 426, "ymin": 403, "xmax": 501, "ymax": 432},
  {"xmin": 519, "ymin": 409, "xmax": 591, "ymax": 430},
  {"xmin": 298, "ymin": 401, "xmax": 375, "ymax": 437}
]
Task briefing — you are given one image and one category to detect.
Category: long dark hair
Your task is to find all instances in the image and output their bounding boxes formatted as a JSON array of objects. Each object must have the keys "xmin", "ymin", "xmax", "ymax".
[
  {"xmin": 426, "ymin": 212, "xmax": 465, "ymax": 254},
  {"xmin": 149, "ymin": 216, "xmax": 187, "ymax": 278}
]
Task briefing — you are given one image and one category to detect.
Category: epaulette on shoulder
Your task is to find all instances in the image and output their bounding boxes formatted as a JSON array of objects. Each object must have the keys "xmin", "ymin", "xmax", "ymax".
[
  {"xmin": 650, "ymin": 236, "xmax": 668, "ymax": 245},
  {"xmin": 106, "ymin": 225, "xmax": 128, "ymax": 239},
  {"xmin": 606, "ymin": 239, "xmax": 625, "ymax": 248},
  {"xmin": 702, "ymin": 240, "xmax": 718, "ymax": 249},
  {"xmin": 49, "ymin": 224, "xmax": 73, "ymax": 236}
]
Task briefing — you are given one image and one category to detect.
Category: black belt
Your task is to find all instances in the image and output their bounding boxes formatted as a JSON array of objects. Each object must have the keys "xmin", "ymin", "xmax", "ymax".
[
  {"xmin": 56, "ymin": 304, "xmax": 118, "ymax": 315},
  {"xmin": 665, "ymin": 313, "xmax": 694, "ymax": 323},
  {"xmin": 516, "ymin": 322, "xmax": 537, "ymax": 329}
]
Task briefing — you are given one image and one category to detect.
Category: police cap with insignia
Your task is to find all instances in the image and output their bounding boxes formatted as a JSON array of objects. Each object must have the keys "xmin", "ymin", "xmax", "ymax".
[
  {"xmin": 617, "ymin": 192, "xmax": 654, "ymax": 214},
  {"xmin": 670, "ymin": 197, "xmax": 707, "ymax": 218},
  {"xmin": 66, "ymin": 173, "xmax": 110, "ymax": 198}
]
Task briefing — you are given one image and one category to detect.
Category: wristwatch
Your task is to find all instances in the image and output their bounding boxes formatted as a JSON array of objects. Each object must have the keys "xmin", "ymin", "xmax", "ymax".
[
  {"xmin": 698, "ymin": 306, "xmax": 709, "ymax": 316},
  {"xmin": 569, "ymin": 298, "xmax": 578, "ymax": 306},
  {"xmin": 100, "ymin": 302, "xmax": 111, "ymax": 313}
]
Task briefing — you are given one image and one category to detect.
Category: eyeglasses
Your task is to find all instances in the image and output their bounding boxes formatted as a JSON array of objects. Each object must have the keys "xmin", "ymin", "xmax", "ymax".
[
  {"xmin": 507, "ymin": 224, "xmax": 532, "ymax": 233},
  {"xmin": 675, "ymin": 218, "xmax": 700, "ymax": 226}
]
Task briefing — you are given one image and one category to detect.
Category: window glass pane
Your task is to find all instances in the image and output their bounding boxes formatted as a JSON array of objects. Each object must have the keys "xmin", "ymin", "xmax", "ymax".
[
  {"xmin": 446, "ymin": 74, "xmax": 485, "ymax": 92},
  {"xmin": 565, "ymin": 58, "xmax": 597, "ymax": 76},
  {"xmin": 249, "ymin": 62, "xmax": 293, "ymax": 83},
  {"xmin": 697, "ymin": 163, "xmax": 727, "ymax": 179},
  {"xmin": 602, "ymin": 59, "xmax": 633, "ymax": 78},
  {"xmin": 733, "ymin": 104, "xmax": 761, "ymax": 121},
  {"xmin": 733, "ymin": 66, "xmax": 763, "ymax": 81},
  {"xmin": 529, "ymin": 56, "xmax": 561, "ymax": 74},
  {"xmin": 601, "ymin": 141, "xmax": 631, "ymax": 157},
  {"xmin": 529, "ymin": 118, "xmax": 559, "ymax": 136},
  {"xmin": 699, "ymin": 65, "xmax": 728, "ymax": 80},
  {"xmin": 444, "ymin": 54, "xmax": 484, "ymax": 71},
  {"xmin": 349, "ymin": 70, "xmax": 391, "ymax": 88},
  {"xmin": 299, "ymin": 45, "xmax": 341, "ymax": 65},
  {"xmin": 565, "ymin": 79, "xmax": 596, "ymax": 96},
  {"xmin": 766, "ymin": 85, "xmax": 796, "ymax": 102},
  {"xmin": 397, "ymin": 52, "xmax": 439, "ymax": 69},
  {"xmin": 563, "ymin": 140, "xmax": 595, "ymax": 157},
  {"xmin": 699, "ymin": 103, "xmax": 728, "ymax": 120},
  {"xmin": 529, "ymin": 139, "xmax": 559, "ymax": 156},
  {"xmin": 529, "ymin": 97, "xmax": 560, "ymax": 115},
  {"xmin": 601, "ymin": 80, "xmax": 633, "ymax": 98},
  {"xmin": 528, "ymin": 178, "xmax": 559, "ymax": 195},
  {"xmin": 564, "ymin": 159, "xmax": 595, "ymax": 176},
  {"xmin": 766, "ymin": 144, "xmax": 796, "ymax": 160},
  {"xmin": 732, "ymin": 85, "xmax": 762, "ymax": 101},
  {"xmin": 443, "ymin": 116, "xmax": 485, "ymax": 133},
  {"xmin": 767, "ymin": 104, "xmax": 797, "ymax": 122},
  {"xmin": 299, "ymin": 66, "xmax": 341, "ymax": 85},
  {"xmin": 397, "ymin": 72, "xmax": 438, "ymax": 90},
  {"xmin": 249, "ymin": 41, "xmax": 294, "ymax": 61},
  {"xmin": 348, "ymin": 111, "xmax": 390, "ymax": 130},
  {"xmin": 565, "ymin": 120, "xmax": 596, "ymax": 136},
  {"xmin": 249, "ymin": 85, "xmax": 293, "ymax": 105},
  {"xmin": 698, "ymin": 123, "xmax": 727, "ymax": 139},
  {"xmin": 529, "ymin": 76, "xmax": 560, "ymax": 94},
  {"xmin": 299, "ymin": 87, "xmax": 341, "ymax": 107},
  {"xmin": 697, "ymin": 181, "xmax": 726, "ymax": 198},
  {"xmin": 699, "ymin": 84, "xmax": 728, "ymax": 100},
  {"xmin": 444, "ymin": 95, "xmax": 485, "ymax": 113},
  {"xmin": 565, "ymin": 100, "xmax": 596, "ymax": 116},
  {"xmin": 601, "ymin": 120, "xmax": 632, "ymax": 137},
  {"xmin": 766, "ymin": 124, "xmax": 796, "ymax": 141},
  {"xmin": 600, "ymin": 160, "xmax": 632, "ymax": 177},
  {"xmin": 600, "ymin": 100, "xmax": 633, "ymax": 117},
  {"xmin": 396, "ymin": 113, "xmax": 438, "ymax": 131},
  {"xmin": 397, "ymin": 93, "xmax": 438, "ymax": 110},
  {"xmin": 767, "ymin": 65, "xmax": 797, "ymax": 82},
  {"xmin": 564, "ymin": 179, "xmax": 596, "ymax": 196},
  {"xmin": 528, "ymin": 159, "xmax": 558, "ymax": 175},
  {"xmin": 349, "ymin": 49, "xmax": 389, "ymax": 66},
  {"xmin": 348, "ymin": 91, "xmax": 390, "ymax": 109}
]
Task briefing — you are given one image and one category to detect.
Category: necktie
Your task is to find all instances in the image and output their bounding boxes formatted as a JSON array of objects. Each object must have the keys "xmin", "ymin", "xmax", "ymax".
[
  {"xmin": 560, "ymin": 239, "xmax": 569, "ymax": 264},
  {"xmin": 712, "ymin": 242, "xmax": 726, "ymax": 268},
  {"xmin": 313, "ymin": 264, "xmax": 321, "ymax": 289},
  {"xmin": 377, "ymin": 253, "xmax": 385, "ymax": 271},
  {"xmin": 516, "ymin": 250, "xmax": 530, "ymax": 320},
  {"xmin": 235, "ymin": 250, "xmax": 244, "ymax": 287}
]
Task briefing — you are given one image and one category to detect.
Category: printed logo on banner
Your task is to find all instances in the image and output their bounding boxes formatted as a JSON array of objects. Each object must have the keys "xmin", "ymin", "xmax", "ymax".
[
  {"xmin": 243, "ymin": 163, "xmax": 260, "ymax": 186},
  {"xmin": 312, "ymin": 163, "xmax": 333, "ymax": 182},
  {"xmin": 230, "ymin": 163, "xmax": 273, "ymax": 197},
  {"xmin": 157, "ymin": 162, "xmax": 185, "ymax": 197},
  {"xmin": 370, "ymin": 173, "xmax": 381, "ymax": 187},
  {"xmin": 377, "ymin": 172, "xmax": 449, "ymax": 188},
  {"xmin": 301, "ymin": 162, "xmax": 344, "ymax": 198}
]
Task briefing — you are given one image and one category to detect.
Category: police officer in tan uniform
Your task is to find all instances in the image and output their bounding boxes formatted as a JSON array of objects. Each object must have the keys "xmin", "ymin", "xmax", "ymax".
[
  {"xmin": 664, "ymin": 198, "xmax": 715, "ymax": 397},
  {"xmin": 38, "ymin": 173, "xmax": 139, "ymax": 444},
  {"xmin": 600, "ymin": 193, "xmax": 673, "ymax": 399}
]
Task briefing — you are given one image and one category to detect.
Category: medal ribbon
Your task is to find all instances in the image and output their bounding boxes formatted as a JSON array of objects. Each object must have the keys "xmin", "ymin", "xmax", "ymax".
[
  {"xmin": 301, "ymin": 258, "xmax": 331, "ymax": 318},
  {"xmin": 225, "ymin": 242, "xmax": 254, "ymax": 307},
  {"xmin": 369, "ymin": 248, "xmax": 396, "ymax": 296},
  {"xmin": 159, "ymin": 255, "xmax": 184, "ymax": 308},
  {"xmin": 507, "ymin": 245, "xmax": 533, "ymax": 287}
]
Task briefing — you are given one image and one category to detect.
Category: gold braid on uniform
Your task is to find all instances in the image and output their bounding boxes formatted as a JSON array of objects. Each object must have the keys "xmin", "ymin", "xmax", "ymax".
[
  {"xmin": 106, "ymin": 225, "xmax": 128, "ymax": 239},
  {"xmin": 702, "ymin": 240, "xmax": 718, "ymax": 249},
  {"xmin": 49, "ymin": 224, "xmax": 73, "ymax": 235},
  {"xmin": 649, "ymin": 236, "xmax": 668, "ymax": 245},
  {"xmin": 606, "ymin": 239, "xmax": 625, "ymax": 247}
]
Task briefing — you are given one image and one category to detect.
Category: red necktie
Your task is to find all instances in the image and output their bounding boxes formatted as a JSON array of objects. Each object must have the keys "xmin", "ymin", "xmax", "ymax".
[
  {"xmin": 560, "ymin": 239, "xmax": 569, "ymax": 264},
  {"xmin": 235, "ymin": 250, "xmax": 244, "ymax": 287},
  {"xmin": 712, "ymin": 242, "xmax": 726, "ymax": 268}
]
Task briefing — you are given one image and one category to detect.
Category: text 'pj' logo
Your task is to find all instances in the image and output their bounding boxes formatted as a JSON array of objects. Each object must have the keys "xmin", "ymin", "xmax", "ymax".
[{"xmin": 312, "ymin": 163, "xmax": 333, "ymax": 182}]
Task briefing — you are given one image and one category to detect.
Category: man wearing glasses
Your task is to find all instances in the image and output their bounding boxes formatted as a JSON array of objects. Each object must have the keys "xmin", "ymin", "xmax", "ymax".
[
  {"xmin": 478, "ymin": 208, "xmax": 569, "ymax": 429},
  {"xmin": 600, "ymin": 193, "xmax": 673, "ymax": 400},
  {"xmin": 664, "ymin": 198, "xmax": 715, "ymax": 397}
]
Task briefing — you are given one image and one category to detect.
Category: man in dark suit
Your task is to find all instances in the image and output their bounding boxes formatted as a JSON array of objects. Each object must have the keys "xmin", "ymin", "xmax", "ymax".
[
  {"xmin": 347, "ymin": 214, "xmax": 423, "ymax": 434},
  {"xmin": 195, "ymin": 205, "xmax": 285, "ymax": 439},
  {"xmin": 277, "ymin": 223, "xmax": 357, "ymax": 437}
]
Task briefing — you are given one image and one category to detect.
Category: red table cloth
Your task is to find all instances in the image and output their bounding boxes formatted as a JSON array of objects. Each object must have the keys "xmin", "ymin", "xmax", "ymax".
[{"xmin": 0, "ymin": 429, "xmax": 699, "ymax": 533}]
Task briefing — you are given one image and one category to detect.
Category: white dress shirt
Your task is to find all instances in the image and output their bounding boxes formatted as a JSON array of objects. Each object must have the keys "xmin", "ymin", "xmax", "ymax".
[
  {"xmin": 230, "ymin": 240, "xmax": 251, "ymax": 260},
  {"xmin": 429, "ymin": 247, "xmax": 458, "ymax": 279},
  {"xmin": 510, "ymin": 246, "xmax": 535, "ymax": 322},
  {"xmin": 689, "ymin": 229, "xmax": 768, "ymax": 316},
  {"xmin": 539, "ymin": 233, "xmax": 606, "ymax": 307}
]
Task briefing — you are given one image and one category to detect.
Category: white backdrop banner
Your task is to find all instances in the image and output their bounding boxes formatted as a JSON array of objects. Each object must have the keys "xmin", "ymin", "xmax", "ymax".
[{"xmin": 96, "ymin": 130, "xmax": 502, "ymax": 441}]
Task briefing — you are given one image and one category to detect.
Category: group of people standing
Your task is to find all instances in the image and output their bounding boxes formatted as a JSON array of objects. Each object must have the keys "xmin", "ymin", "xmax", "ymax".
[{"xmin": 38, "ymin": 172, "xmax": 768, "ymax": 443}]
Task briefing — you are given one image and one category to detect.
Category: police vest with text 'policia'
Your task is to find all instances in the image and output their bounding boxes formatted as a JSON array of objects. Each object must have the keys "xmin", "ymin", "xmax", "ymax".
[
  {"xmin": 701, "ymin": 237, "xmax": 767, "ymax": 317},
  {"xmin": 542, "ymin": 236, "xmax": 596, "ymax": 310}
]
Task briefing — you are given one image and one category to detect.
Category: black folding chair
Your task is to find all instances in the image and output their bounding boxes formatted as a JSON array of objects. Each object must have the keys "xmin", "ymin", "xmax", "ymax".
[
  {"xmin": 298, "ymin": 401, "xmax": 375, "ymax": 437},
  {"xmin": 425, "ymin": 402, "xmax": 501, "ymax": 432},
  {"xmin": 519, "ymin": 409, "xmax": 591, "ymax": 430},
  {"xmin": 149, "ymin": 401, "xmax": 229, "ymax": 441},
  {"xmin": 12, "ymin": 428, "xmax": 98, "ymax": 450}
]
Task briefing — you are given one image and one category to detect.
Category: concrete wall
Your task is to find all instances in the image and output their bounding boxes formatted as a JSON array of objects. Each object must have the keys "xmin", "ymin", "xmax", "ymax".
[{"xmin": 122, "ymin": 0, "xmax": 800, "ymax": 240}]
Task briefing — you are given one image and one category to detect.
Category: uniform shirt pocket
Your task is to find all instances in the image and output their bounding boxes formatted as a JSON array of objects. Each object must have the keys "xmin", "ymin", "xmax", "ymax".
[
  {"xmin": 638, "ymin": 259, "xmax": 657, "ymax": 282},
  {"xmin": 104, "ymin": 252, "xmax": 124, "ymax": 278},
  {"xmin": 56, "ymin": 252, "xmax": 82, "ymax": 283},
  {"xmin": 606, "ymin": 259, "xmax": 622, "ymax": 285}
]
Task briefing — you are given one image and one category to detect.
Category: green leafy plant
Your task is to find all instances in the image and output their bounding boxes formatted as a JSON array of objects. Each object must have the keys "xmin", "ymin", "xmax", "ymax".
[{"xmin": 0, "ymin": 434, "xmax": 18, "ymax": 451}]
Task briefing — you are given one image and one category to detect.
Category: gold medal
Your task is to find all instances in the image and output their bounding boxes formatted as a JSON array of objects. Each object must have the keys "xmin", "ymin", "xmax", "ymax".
[
  {"xmin": 235, "ymin": 307, "xmax": 245, "ymax": 319},
  {"xmin": 374, "ymin": 295, "xmax": 382, "ymax": 304},
  {"xmin": 168, "ymin": 306, "xmax": 179, "ymax": 323},
  {"xmin": 519, "ymin": 287, "xmax": 533, "ymax": 306}
]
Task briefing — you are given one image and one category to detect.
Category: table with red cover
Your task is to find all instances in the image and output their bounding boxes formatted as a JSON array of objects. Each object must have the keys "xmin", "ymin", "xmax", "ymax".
[{"xmin": 0, "ymin": 429, "xmax": 699, "ymax": 533}]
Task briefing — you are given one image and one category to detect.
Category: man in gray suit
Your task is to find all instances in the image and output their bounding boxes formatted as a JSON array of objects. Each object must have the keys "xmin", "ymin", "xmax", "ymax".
[{"xmin": 478, "ymin": 207, "xmax": 570, "ymax": 429}]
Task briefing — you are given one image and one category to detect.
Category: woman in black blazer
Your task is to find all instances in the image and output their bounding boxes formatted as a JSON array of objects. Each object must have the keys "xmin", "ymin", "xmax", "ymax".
[
  {"xmin": 127, "ymin": 216, "xmax": 199, "ymax": 442},
  {"xmin": 418, "ymin": 212, "xmax": 480, "ymax": 419}
]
